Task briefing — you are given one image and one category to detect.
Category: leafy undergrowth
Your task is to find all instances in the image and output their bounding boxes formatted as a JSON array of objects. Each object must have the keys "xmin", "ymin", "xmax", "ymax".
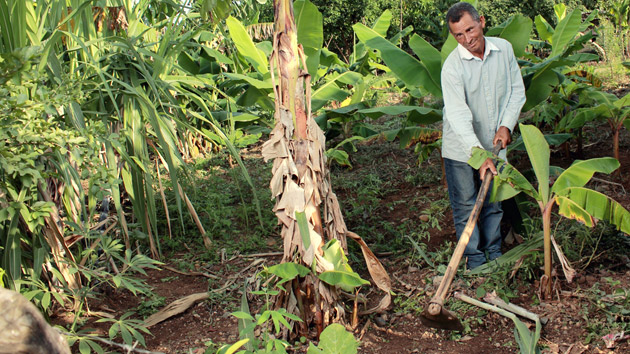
[{"xmin": 52, "ymin": 122, "xmax": 630, "ymax": 354}]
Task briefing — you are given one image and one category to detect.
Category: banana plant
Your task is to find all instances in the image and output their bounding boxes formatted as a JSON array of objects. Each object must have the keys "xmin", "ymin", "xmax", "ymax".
[
  {"xmin": 470, "ymin": 124, "xmax": 630, "ymax": 298},
  {"xmin": 261, "ymin": 0, "xmax": 390, "ymax": 339},
  {"xmin": 523, "ymin": 5, "xmax": 598, "ymax": 110},
  {"xmin": 579, "ymin": 90, "xmax": 630, "ymax": 168},
  {"xmin": 608, "ymin": 0, "xmax": 630, "ymax": 33}
]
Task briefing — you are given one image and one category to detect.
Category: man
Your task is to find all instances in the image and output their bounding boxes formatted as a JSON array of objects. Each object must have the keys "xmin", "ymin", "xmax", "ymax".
[{"xmin": 441, "ymin": 2, "xmax": 526, "ymax": 269}]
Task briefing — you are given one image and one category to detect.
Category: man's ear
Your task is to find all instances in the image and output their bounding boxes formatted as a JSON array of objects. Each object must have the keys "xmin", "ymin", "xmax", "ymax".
[{"xmin": 480, "ymin": 15, "xmax": 486, "ymax": 29}]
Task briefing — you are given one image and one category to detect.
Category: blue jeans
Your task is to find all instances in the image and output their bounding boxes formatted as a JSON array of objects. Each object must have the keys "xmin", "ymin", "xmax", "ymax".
[{"xmin": 443, "ymin": 158, "xmax": 503, "ymax": 269}]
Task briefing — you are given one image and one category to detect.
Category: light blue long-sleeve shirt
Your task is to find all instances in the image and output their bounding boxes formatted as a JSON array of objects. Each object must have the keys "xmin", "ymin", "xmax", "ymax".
[{"xmin": 441, "ymin": 36, "xmax": 526, "ymax": 162}]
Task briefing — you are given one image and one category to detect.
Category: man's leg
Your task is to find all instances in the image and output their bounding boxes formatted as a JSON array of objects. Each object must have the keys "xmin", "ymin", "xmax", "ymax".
[
  {"xmin": 443, "ymin": 158, "xmax": 485, "ymax": 269},
  {"xmin": 479, "ymin": 182, "xmax": 503, "ymax": 261}
]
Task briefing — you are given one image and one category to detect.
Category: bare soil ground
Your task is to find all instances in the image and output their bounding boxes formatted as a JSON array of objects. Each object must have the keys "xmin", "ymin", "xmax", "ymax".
[{"xmin": 54, "ymin": 125, "xmax": 630, "ymax": 354}]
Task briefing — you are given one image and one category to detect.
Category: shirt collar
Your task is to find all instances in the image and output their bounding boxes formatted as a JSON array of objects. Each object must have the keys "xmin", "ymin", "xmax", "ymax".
[{"xmin": 457, "ymin": 37, "xmax": 500, "ymax": 60}]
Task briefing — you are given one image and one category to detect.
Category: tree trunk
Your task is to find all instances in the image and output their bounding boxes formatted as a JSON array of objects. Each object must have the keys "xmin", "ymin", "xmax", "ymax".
[{"xmin": 262, "ymin": 0, "xmax": 390, "ymax": 340}]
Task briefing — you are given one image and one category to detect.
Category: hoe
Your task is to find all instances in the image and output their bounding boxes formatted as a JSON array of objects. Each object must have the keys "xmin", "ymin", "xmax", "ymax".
[{"xmin": 419, "ymin": 143, "xmax": 501, "ymax": 331}]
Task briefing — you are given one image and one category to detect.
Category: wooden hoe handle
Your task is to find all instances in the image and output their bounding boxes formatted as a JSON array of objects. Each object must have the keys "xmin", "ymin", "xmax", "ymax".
[{"xmin": 428, "ymin": 143, "xmax": 502, "ymax": 315}]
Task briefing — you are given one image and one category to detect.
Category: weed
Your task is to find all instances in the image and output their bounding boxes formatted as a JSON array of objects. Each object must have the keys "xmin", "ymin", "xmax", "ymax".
[
  {"xmin": 446, "ymin": 300, "xmax": 482, "ymax": 338},
  {"xmin": 156, "ymin": 149, "xmax": 276, "ymax": 257},
  {"xmin": 405, "ymin": 158, "xmax": 443, "ymax": 186},
  {"xmin": 160, "ymin": 276, "xmax": 179, "ymax": 283},
  {"xmin": 393, "ymin": 292, "xmax": 427, "ymax": 315},
  {"xmin": 581, "ymin": 279, "xmax": 630, "ymax": 343},
  {"xmin": 135, "ymin": 294, "xmax": 166, "ymax": 318}
]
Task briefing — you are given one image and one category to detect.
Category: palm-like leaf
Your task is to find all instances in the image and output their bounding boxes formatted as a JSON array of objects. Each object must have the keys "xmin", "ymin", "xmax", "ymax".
[
  {"xmin": 556, "ymin": 188, "xmax": 630, "ymax": 233},
  {"xmin": 353, "ymin": 23, "xmax": 441, "ymax": 97},
  {"xmin": 227, "ymin": 16, "xmax": 269, "ymax": 75},
  {"xmin": 489, "ymin": 124, "xmax": 630, "ymax": 298},
  {"xmin": 551, "ymin": 158, "xmax": 619, "ymax": 193},
  {"xmin": 550, "ymin": 10, "xmax": 582, "ymax": 57},
  {"xmin": 521, "ymin": 124, "xmax": 550, "ymax": 203}
]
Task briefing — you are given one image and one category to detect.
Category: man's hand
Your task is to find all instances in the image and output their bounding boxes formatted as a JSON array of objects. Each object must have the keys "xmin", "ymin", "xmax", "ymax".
[
  {"xmin": 479, "ymin": 157, "xmax": 497, "ymax": 181},
  {"xmin": 479, "ymin": 127, "xmax": 511, "ymax": 180},
  {"xmin": 494, "ymin": 126, "xmax": 511, "ymax": 148}
]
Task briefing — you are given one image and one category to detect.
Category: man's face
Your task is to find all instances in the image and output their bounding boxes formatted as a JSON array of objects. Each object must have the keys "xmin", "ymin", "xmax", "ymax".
[{"xmin": 448, "ymin": 12, "xmax": 486, "ymax": 58}]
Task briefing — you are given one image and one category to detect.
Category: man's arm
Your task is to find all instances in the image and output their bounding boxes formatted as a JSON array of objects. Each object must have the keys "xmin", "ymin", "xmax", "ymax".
[
  {"xmin": 441, "ymin": 59, "xmax": 484, "ymax": 156},
  {"xmin": 499, "ymin": 42, "xmax": 526, "ymax": 132}
]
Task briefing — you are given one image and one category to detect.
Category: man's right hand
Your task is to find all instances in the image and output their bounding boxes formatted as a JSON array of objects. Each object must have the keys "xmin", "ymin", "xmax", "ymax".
[{"xmin": 479, "ymin": 157, "xmax": 497, "ymax": 181}]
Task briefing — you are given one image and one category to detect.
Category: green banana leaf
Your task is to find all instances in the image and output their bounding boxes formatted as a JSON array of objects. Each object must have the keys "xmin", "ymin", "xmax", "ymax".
[
  {"xmin": 202, "ymin": 47, "xmax": 234, "ymax": 65},
  {"xmin": 440, "ymin": 34, "xmax": 458, "ymax": 63},
  {"xmin": 556, "ymin": 188, "xmax": 630, "ymax": 233},
  {"xmin": 522, "ymin": 63, "xmax": 564, "ymax": 111},
  {"xmin": 266, "ymin": 262, "xmax": 312, "ymax": 284},
  {"xmin": 223, "ymin": 72, "xmax": 273, "ymax": 89},
  {"xmin": 468, "ymin": 234, "xmax": 544, "ymax": 275},
  {"xmin": 353, "ymin": 23, "xmax": 441, "ymax": 97},
  {"xmin": 371, "ymin": 9, "xmax": 392, "ymax": 37},
  {"xmin": 551, "ymin": 158, "xmax": 619, "ymax": 193},
  {"xmin": 534, "ymin": 15, "xmax": 554, "ymax": 43},
  {"xmin": 226, "ymin": 16, "xmax": 269, "ymax": 74},
  {"xmin": 409, "ymin": 34, "xmax": 442, "ymax": 91},
  {"xmin": 566, "ymin": 53, "xmax": 599, "ymax": 63},
  {"xmin": 357, "ymin": 105, "xmax": 442, "ymax": 124},
  {"xmin": 520, "ymin": 124, "xmax": 550, "ymax": 203},
  {"xmin": 318, "ymin": 270, "xmax": 370, "ymax": 291},
  {"xmin": 468, "ymin": 148, "xmax": 536, "ymax": 201},
  {"xmin": 564, "ymin": 107, "xmax": 605, "ymax": 130},
  {"xmin": 550, "ymin": 10, "xmax": 582, "ymax": 57},
  {"xmin": 509, "ymin": 133, "xmax": 572, "ymax": 151},
  {"xmin": 295, "ymin": 0, "xmax": 323, "ymax": 49},
  {"xmin": 485, "ymin": 14, "xmax": 532, "ymax": 58},
  {"xmin": 295, "ymin": 0, "xmax": 322, "ymax": 76},
  {"xmin": 614, "ymin": 92, "xmax": 630, "ymax": 109},
  {"xmin": 311, "ymin": 71, "xmax": 362, "ymax": 111}
]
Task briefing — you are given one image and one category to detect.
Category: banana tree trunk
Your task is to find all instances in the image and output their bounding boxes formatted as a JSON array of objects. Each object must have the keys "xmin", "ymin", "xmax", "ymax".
[
  {"xmin": 541, "ymin": 200, "xmax": 553, "ymax": 299},
  {"xmin": 262, "ymin": 0, "xmax": 344, "ymax": 338},
  {"xmin": 609, "ymin": 118, "xmax": 623, "ymax": 177},
  {"xmin": 262, "ymin": 0, "xmax": 390, "ymax": 339}
]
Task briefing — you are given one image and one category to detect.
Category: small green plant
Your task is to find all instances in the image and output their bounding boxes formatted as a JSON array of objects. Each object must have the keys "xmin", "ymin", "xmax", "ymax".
[
  {"xmin": 57, "ymin": 234, "xmax": 161, "ymax": 352},
  {"xmin": 96, "ymin": 312, "xmax": 152, "ymax": 349},
  {"xmin": 230, "ymin": 277, "xmax": 301, "ymax": 354},
  {"xmin": 470, "ymin": 123, "xmax": 630, "ymax": 298},
  {"xmin": 581, "ymin": 278, "xmax": 630, "ymax": 344},
  {"xmin": 394, "ymin": 292, "xmax": 427, "ymax": 315},
  {"xmin": 306, "ymin": 323, "xmax": 359, "ymax": 354},
  {"xmin": 135, "ymin": 294, "xmax": 166, "ymax": 318},
  {"xmin": 20, "ymin": 278, "xmax": 69, "ymax": 316},
  {"xmin": 232, "ymin": 306, "xmax": 300, "ymax": 353}
]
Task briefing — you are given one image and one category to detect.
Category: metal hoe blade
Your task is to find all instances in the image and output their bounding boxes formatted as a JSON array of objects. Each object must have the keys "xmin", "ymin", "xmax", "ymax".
[{"xmin": 419, "ymin": 306, "xmax": 464, "ymax": 331}]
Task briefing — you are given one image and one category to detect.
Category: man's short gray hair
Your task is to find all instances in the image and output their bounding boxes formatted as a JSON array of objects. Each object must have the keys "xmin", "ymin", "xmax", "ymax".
[{"xmin": 446, "ymin": 2, "xmax": 481, "ymax": 24}]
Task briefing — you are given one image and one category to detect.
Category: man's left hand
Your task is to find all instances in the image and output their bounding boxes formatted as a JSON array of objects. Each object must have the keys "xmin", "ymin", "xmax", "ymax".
[{"xmin": 494, "ymin": 126, "xmax": 511, "ymax": 148}]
